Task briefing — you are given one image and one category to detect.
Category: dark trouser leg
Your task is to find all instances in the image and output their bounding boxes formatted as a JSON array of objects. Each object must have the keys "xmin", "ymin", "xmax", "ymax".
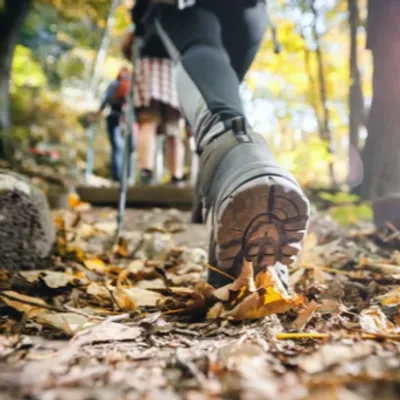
[
  {"xmin": 155, "ymin": 2, "xmax": 267, "ymax": 150},
  {"xmin": 106, "ymin": 114, "xmax": 123, "ymax": 181}
]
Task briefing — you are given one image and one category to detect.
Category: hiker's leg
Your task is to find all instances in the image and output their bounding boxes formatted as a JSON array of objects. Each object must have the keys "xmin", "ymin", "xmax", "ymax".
[
  {"xmin": 155, "ymin": 4, "xmax": 245, "ymax": 150},
  {"xmin": 106, "ymin": 114, "xmax": 122, "ymax": 181},
  {"xmin": 136, "ymin": 104, "xmax": 161, "ymax": 184},
  {"xmin": 156, "ymin": 3, "xmax": 309, "ymax": 287},
  {"xmin": 163, "ymin": 108, "xmax": 185, "ymax": 183}
]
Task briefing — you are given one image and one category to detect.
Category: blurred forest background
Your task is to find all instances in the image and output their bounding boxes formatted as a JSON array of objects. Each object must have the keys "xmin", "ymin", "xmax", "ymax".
[{"xmin": 0, "ymin": 0, "xmax": 397, "ymax": 225}]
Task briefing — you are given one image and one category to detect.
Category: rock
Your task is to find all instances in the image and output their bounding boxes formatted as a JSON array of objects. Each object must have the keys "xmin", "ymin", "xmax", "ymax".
[
  {"xmin": 0, "ymin": 169, "xmax": 56, "ymax": 272},
  {"xmin": 373, "ymin": 194, "xmax": 400, "ymax": 229}
]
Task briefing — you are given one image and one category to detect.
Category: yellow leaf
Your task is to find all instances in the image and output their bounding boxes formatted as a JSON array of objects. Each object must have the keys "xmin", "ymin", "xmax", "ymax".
[
  {"xmin": 84, "ymin": 257, "xmax": 107, "ymax": 272},
  {"xmin": 112, "ymin": 287, "xmax": 137, "ymax": 311},
  {"xmin": 68, "ymin": 192, "xmax": 81, "ymax": 209}
]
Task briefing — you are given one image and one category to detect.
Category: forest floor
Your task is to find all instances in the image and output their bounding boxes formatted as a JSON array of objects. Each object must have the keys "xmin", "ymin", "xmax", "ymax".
[{"xmin": 1, "ymin": 205, "xmax": 400, "ymax": 400}]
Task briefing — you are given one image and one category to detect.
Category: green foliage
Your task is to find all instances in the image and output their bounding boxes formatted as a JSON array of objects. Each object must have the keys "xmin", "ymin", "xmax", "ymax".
[
  {"xmin": 56, "ymin": 51, "xmax": 86, "ymax": 80},
  {"xmin": 11, "ymin": 45, "xmax": 47, "ymax": 88},
  {"xmin": 274, "ymin": 137, "xmax": 333, "ymax": 187},
  {"xmin": 318, "ymin": 191, "xmax": 360, "ymax": 204},
  {"xmin": 316, "ymin": 190, "xmax": 373, "ymax": 226},
  {"xmin": 328, "ymin": 203, "xmax": 373, "ymax": 226}
]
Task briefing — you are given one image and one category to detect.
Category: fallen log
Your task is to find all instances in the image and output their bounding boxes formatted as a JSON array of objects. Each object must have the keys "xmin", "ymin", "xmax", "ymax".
[{"xmin": 0, "ymin": 169, "xmax": 55, "ymax": 272}]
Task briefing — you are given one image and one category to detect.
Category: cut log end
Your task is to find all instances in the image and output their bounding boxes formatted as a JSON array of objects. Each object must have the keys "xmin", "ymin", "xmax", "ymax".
[{"xmin": 0, "ymin": 169, "xmax": 55, "ymax": 272}]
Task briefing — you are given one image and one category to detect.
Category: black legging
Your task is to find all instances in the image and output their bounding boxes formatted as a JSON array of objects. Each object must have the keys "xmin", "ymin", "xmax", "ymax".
[{"xmin": 154, "ymin": 0, "xmax": 267, "ymax": 151}]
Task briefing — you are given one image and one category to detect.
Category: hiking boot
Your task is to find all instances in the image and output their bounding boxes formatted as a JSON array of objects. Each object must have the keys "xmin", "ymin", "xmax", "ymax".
[
  {"xmin": 139, "ymin": 169, "xmax": 154, "ymax": 185},
  {"xmin": 197, "ymin": 117, "xmax": 310, "ymax": 287},
  {"xmin": 169, "ymin": 174, "xmax": 188, "ymax": 187}
]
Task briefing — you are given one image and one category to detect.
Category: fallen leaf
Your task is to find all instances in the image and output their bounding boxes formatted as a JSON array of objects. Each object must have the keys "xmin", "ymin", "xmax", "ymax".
[
  {"xmin": 206, "ymin": 302, "xmax": 224, "ymax": 319},
  {"xmin": 94, "ymin": 221, "xmax": 117, "ymax": 235},
  {"xmin": 291, "ymin": 300, "xmax": 320, "ymax": 331},
  {"xmin": 86, "ymin": 283, "xmax": 112, "ymax": 300},
  {"xmin": 0, "ymin": 291, "xmax": 47, "ymax": 316},
  {"xmin": 84, "ymin": 257, "xmax": 108, "ymax": 272},
  {"xmin": 68, "ymin": 193, "xmax": 81, "ymax": 209},
  {"xmin": 209, "ymin": 262, "xmax": 303, "ymax": 320},
  {"xmin": 74, "ymin": 321, "xmax": 142, "ymax": 346},
  {"xmin": 20, "ymin": 270, "xmax": 78, "ymax": 289},
  {"xmin": 213, "ymin": 259, "xmax": 255, "ymax": 302},
  {"xmin": 377, "ymin": 287, "xmax": 400, "ymax": 307},
  {"xmin": 37, "ymin": 312, "xmax": 91, "ymax": 335},
  {"xmin": 359, "ymin": 307, "xmax": 400, "ymax": 334},
  {"xmin": 115, "ymin": 287, "xmax": 164, "ymax": 308}
]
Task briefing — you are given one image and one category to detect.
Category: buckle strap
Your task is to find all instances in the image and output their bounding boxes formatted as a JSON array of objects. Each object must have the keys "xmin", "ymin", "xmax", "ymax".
[{"xmin": 198, "ymin": 131, "xmax": 240, "ymax": 199}]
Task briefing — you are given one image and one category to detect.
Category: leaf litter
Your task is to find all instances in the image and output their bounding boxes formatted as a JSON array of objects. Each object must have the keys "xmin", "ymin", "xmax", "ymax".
[{"xmin": 0, "ymin": 206, "xmax": 400, "ymax": 399}]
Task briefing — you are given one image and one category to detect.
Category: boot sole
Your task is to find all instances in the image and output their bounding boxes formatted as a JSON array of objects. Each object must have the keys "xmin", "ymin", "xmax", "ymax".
[{"xmin": 214, "ymin": 176, "xmax": 309, "ymax": 276}]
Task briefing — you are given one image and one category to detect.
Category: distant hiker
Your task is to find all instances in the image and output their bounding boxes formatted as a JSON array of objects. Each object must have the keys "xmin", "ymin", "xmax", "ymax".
[
  {"xmin": 121, "ymin": 4, "xmax": 186, "ymax": 186},
  {"xmin": 97, "ymin": 67, "xmax": 132, "ymax": 182}
]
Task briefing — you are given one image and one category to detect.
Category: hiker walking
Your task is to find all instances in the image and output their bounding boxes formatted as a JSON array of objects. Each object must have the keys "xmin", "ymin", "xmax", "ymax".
[
  {"xmin": 134, "ymin": 0, "xmax": 310, "ymax": 286},
  {"xmin": 97, "ymin": 66, "xmax": 132, "ymax": 182},
  {"xmin": 122, "ymin": 4, "xmax": 187, "ymax": 185}
]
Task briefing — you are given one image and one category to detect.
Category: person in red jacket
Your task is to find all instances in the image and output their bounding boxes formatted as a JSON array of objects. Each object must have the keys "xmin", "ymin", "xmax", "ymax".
[{"xmin": 97, "ymin": 67, "xmax": 132, "ymax": 181}]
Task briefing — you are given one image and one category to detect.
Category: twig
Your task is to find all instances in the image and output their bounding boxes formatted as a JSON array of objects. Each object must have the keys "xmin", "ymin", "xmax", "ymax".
[
  {"xmin": 0, "ymin": 291, "xmax": 67, "ymax": 313},
  {"xmin": 277, "ymin": 332, "xmax": 329, "ymax": 340},
  {"xmin": 63, "ymin": 305, "xmax": 104, "ymax": 320},
  {"xmin": 276, "ymin": 332, "xmax": 400, "ymax": 341},
  {"xmin": 207, "ymin": 264, "xmax": 234, "ymax": 281}
]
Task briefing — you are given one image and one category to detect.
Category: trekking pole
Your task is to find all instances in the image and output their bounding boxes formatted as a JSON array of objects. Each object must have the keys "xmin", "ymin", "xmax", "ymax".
[
  {"xmin": 116, "ymin": 37, "xmax": 142, "ymax": 239},
  {"xmin": 85, "ymin": 120, "xmax": 96, "ymax": 185}
]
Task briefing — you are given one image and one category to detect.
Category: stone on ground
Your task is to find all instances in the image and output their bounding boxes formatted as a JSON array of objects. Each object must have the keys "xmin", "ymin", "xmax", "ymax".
[{"xmin": 0, "ymin": 169, "xmax": 55, "ymax": 272}]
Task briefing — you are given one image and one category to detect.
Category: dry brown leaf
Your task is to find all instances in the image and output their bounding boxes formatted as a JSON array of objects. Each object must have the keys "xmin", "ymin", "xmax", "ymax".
[
  {"xmin": 73, "ymin": 321, "xmax": 141, "ymax": 346},
  {"xmin": 377, "ymin": 287, "xmax": 400, "ymax": 307},
  {"xmin": 359, "ymin": 307, "xmax": 400, "ymax": 334},
  {"xmin": 136, "ymin": 279, "xmax": 167, "ymax": 290},
  {"xmin": 94, "ymin": 221, "xmax": 117, "ymax": 235},
  {"xmin": 86, "ymin": 282, "xmax": 112, "ymax": 300},
  {"xmin": 0, "ymin": 291, "xmax": 94, "ymax": 335},
  {"xmin": 37, "ymin": 312, "xmax": 92, "ymax": 335},
  {"xmin": 213, "ymin": 259, "xmax": 255, "ymax": 302},
  {"xmin": 206, "ymin": 302, "xmax": 224, "ymax": 319},
  {"xmin": 0, "ymin": 291, "xmax": 47, "ymax": 316},
  {"xmin": 112, "ymin": 287, "xmax": 137, "ymax": 311},
  {"xmin": 121, "ymin": 287, "xmax": 164, "ymax": 307},
  {"xmin": 291, "ymin": 300, "xmax": 320, "ymax": 331},
  {"xmin": 209, "ymin": 262, "xmax": 303, "ymax": 320},
  {"xmin": 20, "ymin": 270, "xmax": 77, "ymax": 289}
]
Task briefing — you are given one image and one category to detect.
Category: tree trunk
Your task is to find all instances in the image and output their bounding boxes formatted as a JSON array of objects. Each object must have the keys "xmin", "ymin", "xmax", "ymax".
[
  {"xmin": 359, "ymin": 0, "xmax": 400, "ymax": 200},
  {"xmin": 303, "ymin": 44, "xmax": 323, "ymax": 135},
  {"xmin": 310, "ymin": 0, "xmax": 338, "ymax": 186},
  {"xmin": 0, "ymin": 0, "xmax": 32, "ymax": 160},
  {"xmin": 348, "ymin": 0, "xmax": 365, "ymax": 188},
  {"xmin": 86, "ymin": 0, "xmax": 121, "ymax": 103}
]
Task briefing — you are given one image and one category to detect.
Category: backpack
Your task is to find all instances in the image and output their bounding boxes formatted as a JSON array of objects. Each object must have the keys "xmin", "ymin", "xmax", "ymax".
[{"xmin": 112, "ymin": 78, "xmax": 130, "ymax": 102}]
